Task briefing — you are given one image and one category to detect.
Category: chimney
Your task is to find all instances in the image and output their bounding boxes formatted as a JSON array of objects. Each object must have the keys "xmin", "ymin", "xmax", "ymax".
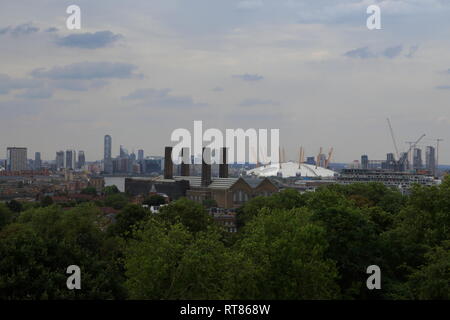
[
  {"xmin": 181, "ymin": 147, "xmax": 190, "ymax": 176},
  {"xmin": 219, "ymin": 147, "xmax": 228, "ymax": 178},
  {"xmin": 201, "ymin": 147, "xmax": 212, "ymax": 187},
  {"xmin": 164, "ymin": 147, "xmax": 173, "ymax": 179}
]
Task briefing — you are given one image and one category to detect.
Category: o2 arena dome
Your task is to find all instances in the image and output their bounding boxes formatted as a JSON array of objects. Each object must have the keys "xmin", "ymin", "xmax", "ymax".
[{"xmin": 247, "ymin": 161, "xmax": 336, "ymax": 178}]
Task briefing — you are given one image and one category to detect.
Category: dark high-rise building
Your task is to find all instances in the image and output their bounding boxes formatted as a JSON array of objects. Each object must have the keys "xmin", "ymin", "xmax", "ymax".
[
  {"xmin": 361, "ymin": 155, "xmax": 369, "ymax": 169},
  {"xmin": 34, "ymin": 152, "xmax": 42, "ymax": 170},
  {"xmin": 138, "ymin": 149, "xmax": 144, "ymax": 162},
  {"xmin": 426, "ymin": 146, "xmax": 436, "ymax": 176},
  {"xmin": 383, "ymin": 153, "xmax": 396, "ymax": 170},
  {"xmin": 77, "ymin": 151, "xmax": 86, "ymax": 169},
  {"xmin": 413, "ymin": 148, "xmax": 423, "ymax": 170},
  {"xmin": 56, "ymin": 151, "xmax": 65, "ymax": 170},
  {"xmin": 104, "ymin": 135, "xmax": 113, "ymax": 174},
  {"xmin": 65, "ymin": 150, "xmax": 76, "ymax": 170},
  {"xmin": 7, "ymin": 147, "xmax": 27, "ymax": 171},
  {"xmin": 120, "ymin": 145, "xmax": 128, "ymax": 158}
]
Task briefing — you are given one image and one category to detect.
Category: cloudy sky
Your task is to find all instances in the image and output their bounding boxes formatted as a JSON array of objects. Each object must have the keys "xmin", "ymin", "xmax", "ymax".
[{"xmin": 1, "ymin": 0, "xmax": 450, "ymax": 164}]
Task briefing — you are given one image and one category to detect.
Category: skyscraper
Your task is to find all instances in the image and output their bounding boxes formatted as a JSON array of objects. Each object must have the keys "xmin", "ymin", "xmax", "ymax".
[
  {"xmin": 34, "ymin": 152, "xmax": 42, "ymax": 170},
  {"xmin": 77, "ymin": 151, "xmax": 86, "ymax": 169},
  {"xmin": 361, "ymin": 155, "xmax": 369, "ymax": 169},
  {"xmin": 426, "ymin": 146, "xmax": 436, "ymax": 176},
  {"xmin": 56, "ymin": 151, "xmax": 65, "ymax": 170},
  {"xmin": 6, "ymin": 147, "xmax": 27, "ymax": 171},
  {"xmin": 104, "ymin": 135, "xmax": 113, "ymax": 174},
  {"xmin": 138, "ymin": 149, "xmax": 144, "ymax": 162},
  {"xmin": 65, "ymin": 150, "xmax": 76, "ymax": 170},
  {"xmin": 413, "ymin": 148, "xmax": 423, "ymax": 170}
]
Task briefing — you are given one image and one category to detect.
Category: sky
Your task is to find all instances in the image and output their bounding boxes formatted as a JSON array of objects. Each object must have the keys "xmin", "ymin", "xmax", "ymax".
[{"xmin": 1, "ymin": 0, "xmax": 450, "ymax": 164}]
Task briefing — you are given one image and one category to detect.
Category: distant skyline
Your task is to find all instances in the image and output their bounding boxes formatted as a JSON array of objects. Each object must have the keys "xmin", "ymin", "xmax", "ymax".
[{"xmin": 1, "ymin": 0, "xmax": 450, "ymax": 163}]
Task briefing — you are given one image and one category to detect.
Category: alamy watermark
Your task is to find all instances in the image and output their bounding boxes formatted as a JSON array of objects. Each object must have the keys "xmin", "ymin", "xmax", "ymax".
[{"xmin": 171, "ymin": 121, "xmax": 280, "ymax": 165}]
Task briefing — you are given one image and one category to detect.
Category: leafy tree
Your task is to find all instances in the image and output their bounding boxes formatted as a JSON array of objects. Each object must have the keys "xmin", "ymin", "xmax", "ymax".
[
  {"xmin": 237, "ymin": 188, "xmax": 306, "ymax": 227},
  {"xmin": 125, "ymin": 219, "xmax": 246, "ymax": 299},
  {"xmin": 81, "ymin": 186, "xmax": 97, "ymax": 196},
  {"xmin": 40, "ymin": 195, "xmax": 53, "ymax": 207},
  {"xmin": 158, "ymin": 198, "xmax": 213, "ymax": 233},
  {"xmin": 104, "ymin": 193, "xmax": 129, "ymax": 210},
  {"xmin": 0, "ymin": 204, "xmax": 126, "ymax": 299},
  {"xmin": 305, "ymin": 188, "xmax": 382, "ymax": 299},
  {"xmin": 0, "ymin": 203, "xmax": 16, "ymax": 230},
  {"xmin": 108, "ymin": 204, "xmax": 148, "ymax": 237},
  {"xmin": 234, "ymin": 208, "xmax": 340, "ymax": 299},
  {"xmin": 7, "ymin": 200, "xmax": 23, "ymax": 213},
  {"xmin": 142, "ymin": 194, "xmax": 166, "ymax": 207},
  {"xmin": 104, "ymin": 185, "xmax": 120, "ymax": 196},
  {"xmin": 407, "ymin": 241, "xmax": 450, "ymax": 299}
]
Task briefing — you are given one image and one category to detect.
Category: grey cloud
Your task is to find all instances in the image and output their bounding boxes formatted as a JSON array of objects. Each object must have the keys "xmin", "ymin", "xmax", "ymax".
[
  {"xmin": 239, "ymin": 98, "xmax": 279, "ymax": 107},
  {"xmin": 45, "ymin": 27, "xmax": 59, "ymax": 33},
  {"xmin": 345, "ymin": 45, "xmax": 407, "ymax": 59},
  {"xmin": 123, "ymin": 88, "xmax": 207, "ymax": 108},
  {"xmin": 55, "ymin": 31, "xmax": 122, "ymax": 49},
  {"xmin": 383, "ymin": 45, "xmax": 403, "ymax": 59},
  {"xmin": 15, "ymin": 88, "xmax": 53, "ymax": 99},
  {"xmin": 212, "ymin": 87, "xmax": 224, "ymax": 92},
  {"xmin": 52, "ymin": 79, "xmax": 109, "ymax": 91},
  {"xmin": 344, "ymin": 47, "xmax": 376, "ymax": 59},
  {"xmin": 232, "ymin": 74, "xmax": 264, "ymax": 81},
  {"xmin": 0, "ymin": 74, "xmax": 39, "ymax": 94},
  {"xmin": 31, "ymin": 62, "xmax": 138, "ymax": 80},
  {"xmin": 435, "ymin": 85, "xmax": 450, "ymax": 90},
  {"xmin": 0, "ymin": 23, "xmax": 39, "ymax": 36}
]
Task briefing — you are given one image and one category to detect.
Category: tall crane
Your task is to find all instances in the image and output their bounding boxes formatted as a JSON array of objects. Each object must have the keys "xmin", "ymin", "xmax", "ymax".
[{"xmin": 387, "ymin": 118, "xmax": 400, "ymax": 160}]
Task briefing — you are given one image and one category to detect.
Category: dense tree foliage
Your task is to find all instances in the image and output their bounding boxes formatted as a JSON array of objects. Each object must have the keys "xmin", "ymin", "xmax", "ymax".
[
  {"xmin": 0, "ymin": 204, "xmax": 125, "ymax": 299},
  {"xmin": 0, "ymin": 177, "xmax": 448, "ymax": 300},
  {"xmin": 142, "ymin": 194, "xmax": 166, "ymax": 207}
]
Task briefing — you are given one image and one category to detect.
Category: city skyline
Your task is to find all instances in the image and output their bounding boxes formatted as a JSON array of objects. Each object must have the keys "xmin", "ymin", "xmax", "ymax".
[{"xmin": 1, "ymin": 1, "xmax": 450, "ymax": 163}]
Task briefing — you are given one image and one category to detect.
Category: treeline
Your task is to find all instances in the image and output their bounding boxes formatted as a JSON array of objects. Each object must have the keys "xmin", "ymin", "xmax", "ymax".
[{"xmin": 0, "ymin": 177, "xmax": 449, "ymax": 300}]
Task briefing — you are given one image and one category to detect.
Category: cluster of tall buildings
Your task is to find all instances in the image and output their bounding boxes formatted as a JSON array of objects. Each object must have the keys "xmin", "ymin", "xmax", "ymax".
[
  {"xmin": 55, "ymin": 150, "xmax": 86, "ymax": 170},
  {"xmin": 359, "ymin": 145, "xmax": 437, "ymax": 176},
  {"xmin": 3, "ymin": 148, "xmax": 44, "ymax": 172},
  {"xmin": 102, "ymin": 135, "xmax": 162, "ymax": 175}
]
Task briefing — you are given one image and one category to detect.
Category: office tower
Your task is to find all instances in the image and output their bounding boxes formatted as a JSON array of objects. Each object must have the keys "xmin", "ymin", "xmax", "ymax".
[
  {"xmin": 104, "ymin": 135, "xmax": 113, "ymax": 174},
  {"xmin": 34, "ymin": 152, "xmax": 42, "ymax": 170},
  {"xmin": 413, "ymin": 148, "xmax": 423, "ymax": 170},
  {"xmin": 120, "ymin": 145, "xmax": 129, "ymax": 158},
  {"xmin": 56, "ymin": 151, "xmax": 65, "ymax": 169},
  {"xmin": 65, "ymin": 150, "xmax": 76, "ymax": 170},
  {"xmin": 6, "ymin": 147, "xmax": 27, "ymax": 171},
  {"xmin": 426, "ymin": 146, "xmax": 436, "ymax": 176},
  {"xmin": 361, "ymin": 155, "xmax": 369, "ymax": 169},
  {"xmin": 138, "ymin": 149, "xmax": 144, "ymax": 162},
  {"xmin": 77, "ymin": 151, "xmax": 86, "ymax": 169},
  {"xmin": 398, "ymin": 152, "xmax": 409, "ymax": 172}
]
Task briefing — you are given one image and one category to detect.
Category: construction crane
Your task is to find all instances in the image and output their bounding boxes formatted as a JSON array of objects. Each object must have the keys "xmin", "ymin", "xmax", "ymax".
[
  {"xmin": 325, "ymin": 147, "xmax": 334, "ymax": 168},
  {"xmin": 387, "ymin": 118, "xmax": 400, "ymax": 160}
]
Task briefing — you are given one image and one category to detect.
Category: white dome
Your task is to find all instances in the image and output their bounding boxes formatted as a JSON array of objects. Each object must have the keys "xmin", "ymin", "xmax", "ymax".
[{"xmin": 247, "ymin": 161, "xmax": 336, "ymax": 178}]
